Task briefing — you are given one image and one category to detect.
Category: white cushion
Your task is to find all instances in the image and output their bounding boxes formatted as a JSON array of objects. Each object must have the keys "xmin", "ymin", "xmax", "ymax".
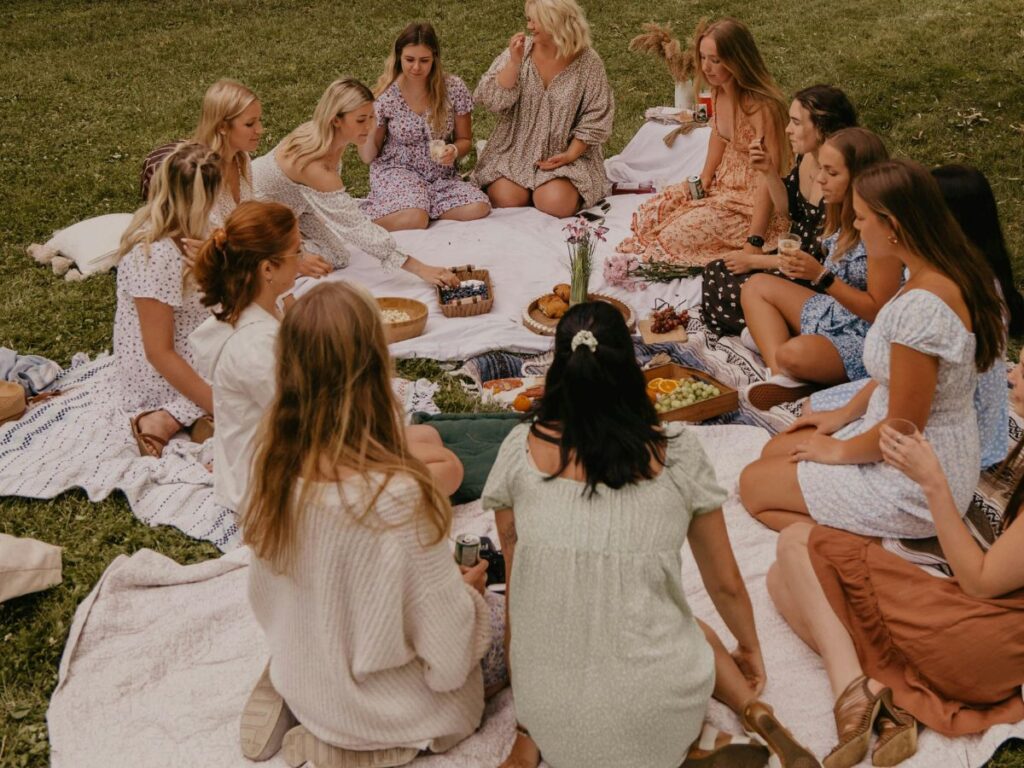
[
  {"xmin": 45, "ymin": 213, "xmax": 134, "ymax": 276},
  {"xmin": 0, "ymin": 534, "xmax": 62, "ymax": 603}
]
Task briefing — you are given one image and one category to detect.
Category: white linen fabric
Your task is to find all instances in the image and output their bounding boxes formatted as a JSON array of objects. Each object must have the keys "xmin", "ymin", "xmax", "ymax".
[
  {"xmin": 46, "ymin": 427, "xmax": 1024, "ymax": 768},
  {"xmin": 43, "ymin": 212, "xmax": 134, "ymax": 276},
  {"xmin": 190, "ymin": 303, "xmax": 279, "ymax": 511},
  {"xmin": 604, "ymin": 121, "xmax": 710, "ymax": 186}
]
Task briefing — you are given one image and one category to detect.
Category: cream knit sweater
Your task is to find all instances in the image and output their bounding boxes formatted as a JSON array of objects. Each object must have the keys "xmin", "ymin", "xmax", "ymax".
[{"xmin": 248, "ymin": 473, "xmax": 492, "ymax": 752}]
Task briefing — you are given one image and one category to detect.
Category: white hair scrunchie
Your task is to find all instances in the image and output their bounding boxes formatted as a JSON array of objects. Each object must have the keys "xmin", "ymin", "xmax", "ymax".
[{"xmin": 571, "ymin": 330, "xmax": 598, "ymax": 353}]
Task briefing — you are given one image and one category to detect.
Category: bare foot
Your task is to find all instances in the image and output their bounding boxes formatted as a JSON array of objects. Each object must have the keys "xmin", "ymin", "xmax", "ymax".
[
  {"xmin": 136, "ymin": 409, "xmax": 182, "ymax": 444},
  {"xmin": 498, "ymin": 731, "xmax": 540, "ymax": 768}
]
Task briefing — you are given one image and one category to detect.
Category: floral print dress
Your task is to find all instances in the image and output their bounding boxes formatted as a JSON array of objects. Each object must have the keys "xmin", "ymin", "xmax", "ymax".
[{"xmin": 360, "ymin": 76, "xmax": 489, "ymax": 221}]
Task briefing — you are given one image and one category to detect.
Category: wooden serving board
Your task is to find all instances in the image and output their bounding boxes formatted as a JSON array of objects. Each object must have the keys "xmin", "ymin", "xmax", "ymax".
[
  {"xmin": 638, "ymin": 318, "xmax": 688, "ymax": 344},
  {"xmin": 643, "ymin": 363, "xmax": 738, "ymax": 423},
  {"xmin": 522, "ymin": 293, "xmax": 636, "ymax": 336}
]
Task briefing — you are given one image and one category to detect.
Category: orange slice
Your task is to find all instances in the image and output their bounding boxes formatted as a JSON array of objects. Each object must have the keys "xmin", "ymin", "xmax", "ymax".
[{"xmin": 656, "ymin": 379, "xmax": 678, "ymax": 394}]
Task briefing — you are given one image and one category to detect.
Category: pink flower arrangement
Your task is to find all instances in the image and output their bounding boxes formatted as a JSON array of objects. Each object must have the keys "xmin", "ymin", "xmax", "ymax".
[{"xmin": 603, "ymin": 252, "xmax": 647, "ymax": 292}]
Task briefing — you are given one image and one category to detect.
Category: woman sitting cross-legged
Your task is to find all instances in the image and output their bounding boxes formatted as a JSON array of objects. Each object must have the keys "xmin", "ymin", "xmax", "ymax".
[
  {"xmin": 238, "ymin": 282, "xmax": 504, "ymax": 766},
  {"xmin": 617, "ymin": 18, "xmax": 790, "ymax": 267},
  {"xmin": 741, "ymin": 128, "xmax": 900, "ymax": 410},
  {"xmin": 739, "ymin": 160, "xmax": 1007, "ymax": 537},
  {"xmin": 484, "ymin": 301, "xmax": 817, "ymax": 768},
  {"xmin": 768, "ymin": 418, "xmax": 1024, "ymax": 768},
  {"xmin": 252, "ymin": 77, "xmax": 458, "ymax": 287},
  {"xmin": 473, "ymin": 0, "xmax": 614, "ymax": 218},
  {"xmin": 701, "ymin": 84, "xmax": 858, "ymax": 337},
  {"xmin": 358, "ymin": 22, "xmax": 490, "ymax": 230},
  {"xmin": 114, "ymin": 141, "xmax": 221, "ymax": 458}
]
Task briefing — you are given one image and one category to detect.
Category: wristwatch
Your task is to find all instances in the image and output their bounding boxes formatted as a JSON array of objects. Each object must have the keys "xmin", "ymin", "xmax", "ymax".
[
  {"xmin": 746, "ymin": 235, "xmax": 765, "ymax": 249},
  {"xmin": 815, "ymin": 269, "xmax": 836, "ymax": 291}
]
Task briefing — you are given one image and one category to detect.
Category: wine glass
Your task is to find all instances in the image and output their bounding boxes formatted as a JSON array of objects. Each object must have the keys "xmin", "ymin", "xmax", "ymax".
[{"xmin": 777, "ymin": 232, "xmax": 801, "ymax": 276}]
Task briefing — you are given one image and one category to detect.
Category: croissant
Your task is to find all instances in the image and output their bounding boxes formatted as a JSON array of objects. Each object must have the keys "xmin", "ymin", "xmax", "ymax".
[
  {"xmin": 553, "ymin": 283, "xmax": 571, "ymax": 303},
  {"xmin": 539, "ymin": 294, "xmax": 569, "ymax": 319}
]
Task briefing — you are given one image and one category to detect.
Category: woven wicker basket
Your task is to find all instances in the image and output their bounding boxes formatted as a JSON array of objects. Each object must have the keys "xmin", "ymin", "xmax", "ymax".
[
  {"xmin": 377, "ymin": 297, "xmax": 428, "ymax": 344},
  {"xmin": 437, "ymin": 265, "xmax": 494, "ymax": 318}
]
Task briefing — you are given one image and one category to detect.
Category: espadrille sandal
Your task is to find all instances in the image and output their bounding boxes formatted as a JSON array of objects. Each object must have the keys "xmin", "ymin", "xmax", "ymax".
[
  {"xmin": 281, "ymin": 726, "xmax": 418, "ymax": 768},
  {"xmin": 239, "ymin": 662, "xmax": 297, "ymax": 761}
]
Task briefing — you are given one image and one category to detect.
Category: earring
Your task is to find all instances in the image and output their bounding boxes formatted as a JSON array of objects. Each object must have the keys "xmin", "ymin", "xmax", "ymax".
[{"xmin": 888, "ymin": 235, "xmax": 898, "ymax": 244}]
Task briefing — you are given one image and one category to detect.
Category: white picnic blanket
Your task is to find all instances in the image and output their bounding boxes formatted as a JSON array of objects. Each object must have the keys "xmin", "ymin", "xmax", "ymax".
[
  {"xmin": 298, "ymin": 195, "xmax": 703, "ymax": 360},
  {"xmin": 0, "ymin": 356, "xmax": 440, "ymax": 551},
  {"xmin": 47, "ymin": 425, "xmax": 1021, "ymax": 768}
]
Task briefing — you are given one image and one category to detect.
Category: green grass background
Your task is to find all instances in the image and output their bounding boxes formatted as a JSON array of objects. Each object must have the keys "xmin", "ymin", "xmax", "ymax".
[{"xmin": 1, "ymin": 0, "xmax": 1022, "ymax": 764}]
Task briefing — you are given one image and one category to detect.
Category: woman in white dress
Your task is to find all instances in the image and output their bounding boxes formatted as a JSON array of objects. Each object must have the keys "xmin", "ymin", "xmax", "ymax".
[
  {"xmin": 739, "ymin": 160, "xmax": 1006, "ymax": 538},
  {"xmin": 252, "ymin": 78, "xmax": 458, "ymax": 287},
  {"xmin": 115, "ymin": 142, "xmax": 222, "ymax": 457}
]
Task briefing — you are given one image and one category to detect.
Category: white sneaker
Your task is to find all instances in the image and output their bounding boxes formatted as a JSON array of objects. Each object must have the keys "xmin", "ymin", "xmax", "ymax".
[
  {"xmin": 740, "ymin": 327, "xmax": 760, "ymax": 355},
  {"xmin": 746, "ymin": 373, "xmax": 818, "ymax": 411}
]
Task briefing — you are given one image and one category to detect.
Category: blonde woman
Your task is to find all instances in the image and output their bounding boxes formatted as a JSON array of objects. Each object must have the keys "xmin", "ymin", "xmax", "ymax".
[
  {"xmin": 473, "ymin": 0, "xmax": 614, "ymax": 218},
  {"xmin": 115, "ymin": 142, "xmax": 221, "ymax": 458},
  {"xmin": 617, "ymin": 18, "xmax": 791, "ymax": 267},
  {"xmin": 358, "ymin": 22, "xmax": 490, "ymax": 231},
  {"xmin": 252, "ymin": 78, "xmax": 458, "ymax": 287},
  {"xmin": 239, "ymin": 282, "xmax": 503, "ymax": 765}
]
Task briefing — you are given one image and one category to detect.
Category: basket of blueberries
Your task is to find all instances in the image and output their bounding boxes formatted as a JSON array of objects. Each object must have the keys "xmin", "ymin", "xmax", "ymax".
[{"xmin": 437, "ymin": 265, "xmax": 494, "ymax": 318}]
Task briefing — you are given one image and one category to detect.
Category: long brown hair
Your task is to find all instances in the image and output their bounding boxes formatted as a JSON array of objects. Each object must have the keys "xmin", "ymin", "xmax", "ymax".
[
  {"xmin": 243, "ymin": 282, "xmax": 452, "ymax": 573},
  {"xmin": 374, "ymin": 22, "xmax": 449, "ymax": 138},
  {"xmin": 854, "ymin": 159, "xmax": 1006, "ymax": 372},
  {"xmin": 693, "ymin": 18, "xmax": 791, "ymax": 172},
  {"xmin": 822, "ymin": 127, "xmax": 889, "ymax": 259},
  {"xmin": 1000, "ymin": 437, "xmax": 1024, "ymax": 530},
  {"xmin": 192, "ymin": 201, "xmax": 298, "ymax": 325}
]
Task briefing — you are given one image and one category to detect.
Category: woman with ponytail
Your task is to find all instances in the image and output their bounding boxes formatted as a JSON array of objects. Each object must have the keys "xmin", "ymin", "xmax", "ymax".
[
  {"xmin": 189, "ymin": 200, "xmax": 301, "ymax": 512},
  {"xmin": 482, "ymin": 301, "xmax": 814, "ymax": 768},
  {"xmin": 114, "ymin": 141, "xmax": 222, "ymax": 458}
]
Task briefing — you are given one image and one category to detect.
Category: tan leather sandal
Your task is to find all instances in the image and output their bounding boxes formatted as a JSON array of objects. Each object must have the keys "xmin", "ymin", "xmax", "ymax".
[
  {"xmin": 682, "ymin": 724, "xmax": 769, "ymax": 768},
  {"xmin": 188, "ymin": 415, "xmax": 215, "ymax": 444},
  {"xmin": 871, "ymin": 692, "xmax": 917, "ymax": 766},
  {"xmin": 239, "ymin": 662, "xmax": 296, "ymax": 761},
  {"xmin": 130, "ymin": 411, "xmax": 168, "ymax": 459},
  {"xmin": 823, "ymin": 676, "xmax": 886, "ymax": 768},
  {"xmin": 281, "ymin": 725, "xmax": 417, "ymax": 768},
  {"xmin": 742, "ymin": 700, "xmax": 821, "ymax": 768}
]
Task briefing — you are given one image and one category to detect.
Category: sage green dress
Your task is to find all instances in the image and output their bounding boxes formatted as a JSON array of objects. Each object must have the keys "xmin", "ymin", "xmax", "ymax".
[{"xmin": 481, "ymin": 423, "xmax": 726, "ymax": 768}]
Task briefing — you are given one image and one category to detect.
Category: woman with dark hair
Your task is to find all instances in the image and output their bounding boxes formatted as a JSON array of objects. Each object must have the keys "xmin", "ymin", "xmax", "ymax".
[
  {"xmin": 741, "ymin": 159, "xmax": 1007, "ymax": 538},
  {"xmin": 702, "ymin": 84, "xmax": 858, "ymax": 336},
  {"xmin": 483, "ymin": 301, "xmax": 816, "ymax": 768},
  {"xmin": 358, "ymin": 22, "xmax": 490, "ymax": 230},
  {"xmin": 932, "ymin": 164, "xmax": 1024, "ymax": 336}
]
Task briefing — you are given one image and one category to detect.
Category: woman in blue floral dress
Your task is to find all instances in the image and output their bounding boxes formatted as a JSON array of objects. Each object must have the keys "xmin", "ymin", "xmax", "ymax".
[
  {"xmin": 359, "ymin": 22, "xmax": 490, "ymax": 231},
  {"xmin": 741, "ymin": 128, "xmax": 903, "ymax": 409}
]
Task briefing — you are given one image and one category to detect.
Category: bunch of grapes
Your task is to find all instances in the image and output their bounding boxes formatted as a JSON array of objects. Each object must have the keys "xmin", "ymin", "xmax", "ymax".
[
  {"xmin": 650, "ymin": 304, "xmax": 690, "ymax": 334},
  {"xmin": 440, "ymin": 279, "xmax": 489, "ymax": 304},
  {"xmin": 654, "ymin": 379, "xmax": 721, "ymax": 414}
]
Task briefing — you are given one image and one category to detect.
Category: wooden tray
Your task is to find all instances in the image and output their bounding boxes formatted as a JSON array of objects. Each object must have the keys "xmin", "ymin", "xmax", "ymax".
[
  {"xmin": 643, "ymin": 363, "xmax": 738, "ymax": 423},
  {"xmin": 377, "ymin": 297, "xmax": 428, "ymax": 344},
  {"xmin": 437, "ymin": 265, "xmax": 494, "ymax": 318},
  {"xmin": 522, "ymin": 292, "xmax": 636, "ymax": 336},
  {"xmin": 639, "ymin": 318, "xmax": 688, "ymax": 344}
]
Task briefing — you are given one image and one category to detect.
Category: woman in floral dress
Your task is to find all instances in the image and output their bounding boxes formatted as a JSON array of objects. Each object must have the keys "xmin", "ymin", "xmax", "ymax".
[
  {"xmin": 617, "ymin": 18, "xmax": 789, "ymax": 267},
  {"xmin": 359, "ymin": 22, "xmax": 489, "ymax": 231}
]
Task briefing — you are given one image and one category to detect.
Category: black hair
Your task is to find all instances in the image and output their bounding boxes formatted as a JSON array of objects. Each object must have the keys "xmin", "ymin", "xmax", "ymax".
[
  {"xmin": 932, "ymin": 164, "xmax": 1024, "ymax": 337},
  {"xmin": 529, "ymin": 301, "xmax": 668, "ymax": 496},
  {"xmin": 793, "ymin": 84, "xmax": 858, "ymax": 139}
]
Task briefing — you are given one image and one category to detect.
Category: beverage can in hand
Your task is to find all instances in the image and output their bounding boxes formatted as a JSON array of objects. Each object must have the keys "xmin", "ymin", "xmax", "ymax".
[
  {"xmin": 694, "ymin": 104, "xmax": 709, "ymax": 124},
  {"xmin": 455, "ymin": 533, "xmax": 481, "ymax": 567},
  {"xmin": 687, "ymin": 175, "xmax": 706, "ymax": 200}
]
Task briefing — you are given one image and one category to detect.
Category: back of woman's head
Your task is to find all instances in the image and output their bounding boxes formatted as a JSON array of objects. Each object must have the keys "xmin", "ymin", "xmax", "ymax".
[
  {"xmin": 932, "ymin": 164, "xmax": 1024, "ymax": 336},
  {"xmin": 526, "ymin": 0, "xmax": 592, "ymax": 58},
  {"xmin": 244, "ymin": 282, "xmax": 451, "ymax": 571},
  {"xmin": 695, "ymin": 18, "xmax": 790, "ymax": 171},
  {"xmin": 192, "ymin": 79, "xmax": 258, "ymax": 161},
  {"xmin": 118, "ymin": 141, "xmax": 222, "ymax": 260},
  {"xmin": 192, "ymin": 200, "xmax": 297, "ymax": 324},
  {"xmin": 281, "ymin": 77, "xmax": 374, "ymax": 169},
  {"xmin": 823, "ymin": 127, "xmax": 889, "ymax": 256},
  {"xmin": 533, "ymin": 301, "xmax": 666, "ymax": 495},
  {"xmin": 854, "ymin": 159, "xmax": 1006, "ymax": 371},
  {"xmin": 794, "ymin": 84, "xmax": 858, "ymax": 140},
  {"xmin": 375, "ymin": 22, "xmax": 449, "ymax": 136}
]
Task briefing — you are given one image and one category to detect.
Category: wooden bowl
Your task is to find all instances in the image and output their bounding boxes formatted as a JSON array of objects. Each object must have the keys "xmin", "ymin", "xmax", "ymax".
[
  {"xmin": 377, "ymin": 297, "xmax": 428, "ymax": 344},
  {"xmin": 643, "ymin": 363, "xmax": 738, "ymax": 423},
  {"xmin": 522, "ymin": 292, "xmax": 636, "ymax": 336}
]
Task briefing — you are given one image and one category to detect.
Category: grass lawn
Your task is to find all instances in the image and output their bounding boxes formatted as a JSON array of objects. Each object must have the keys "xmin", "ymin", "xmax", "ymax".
[{"xmin": 1, "ymin": 0, "xmax": 1022, "ymax": 765}]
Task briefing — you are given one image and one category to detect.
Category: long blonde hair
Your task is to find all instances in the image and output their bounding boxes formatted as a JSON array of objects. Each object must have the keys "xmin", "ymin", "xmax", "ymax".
[
  {"xmin": 526, "ymin": 0, "xmax": 592, "ymax": 59},
  {"xmin": 117, "ymin": 142, "xmax": 222, "ymax": 261},
  {"xmin": 244, "ymin": 282, "xmax": 453, "ymax": 573},
  {"xmin": 694, "ymin": 18, "xmax": 791, "ymax": 171},
  {"xmin": 374, "ymin": 22, "xmax": 450, "ymax": 138},
  {"xmin": 278, "ymin": 78, "xmax": 374, "ymax": 171},
  {"xmin": 822, "ymin": 127, "xmax": 889, "ymax": 259},
  {"xmin": 192, "ymin": 79, "xmax": 258, "ymax": 183}
]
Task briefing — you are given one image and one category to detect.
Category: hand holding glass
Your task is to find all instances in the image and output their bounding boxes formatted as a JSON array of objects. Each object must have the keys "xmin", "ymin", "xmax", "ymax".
[{"xmin": 777, "ymin": 233, "xmax": 802, "ymax": 276}]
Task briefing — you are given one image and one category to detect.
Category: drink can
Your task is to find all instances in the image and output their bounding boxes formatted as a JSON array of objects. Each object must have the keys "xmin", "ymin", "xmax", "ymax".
[
  {"xmin": 698, "ymin": 90, "xmax": 714, "ymax": 118},
  {"xmin": 455, "ymin": 533, "xmax": 481, "ymax": 567},
  {"xmin": 694, "ymin": 104, "xmax": 709, "ymax": 124},
  {"xmin": 687, "ymin": 175, "xmax": 706, "ymax": 200}
]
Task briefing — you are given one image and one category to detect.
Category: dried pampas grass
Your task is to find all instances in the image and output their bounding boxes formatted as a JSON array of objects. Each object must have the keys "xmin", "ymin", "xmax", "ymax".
[{"xmin": 628, "ymin": 22, "xmax": 699, "ymax": 83}]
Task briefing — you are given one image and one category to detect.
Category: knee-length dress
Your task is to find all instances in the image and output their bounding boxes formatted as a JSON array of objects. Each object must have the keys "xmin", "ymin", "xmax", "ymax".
[
  {"xmin": 112, "ymin": 238, "xmax": 209, "ymax": 425},
  {"xmin": 618, "ymin": 93, "xmax": 785, "ymax": 267},
  {"xmin": 798, "ymin": 289, "xmax": 981, "ymax": 538},
  {"xmin": 701, "ymin": 157, "xmax": 825, "ymax": 336},
  {"xmin": 472, "ymin": 40, "xmax": 614, "ymax": 209},
  {"xmin": 361, "ymin": 76, "xmax": 489, "ymax": 221},
  {"xmin": 481, "ymin": 423, "xmax": 726, "ymax": 768},
  {"xmin": 808, "ymin": 526, "xmax": 1024, "ymax": 735}
]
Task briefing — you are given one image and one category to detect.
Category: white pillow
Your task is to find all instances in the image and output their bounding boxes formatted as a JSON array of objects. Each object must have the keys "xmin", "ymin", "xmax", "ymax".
[{"xmin": 45, "ymin": 213, "xmax": 134, "ymax": 276}]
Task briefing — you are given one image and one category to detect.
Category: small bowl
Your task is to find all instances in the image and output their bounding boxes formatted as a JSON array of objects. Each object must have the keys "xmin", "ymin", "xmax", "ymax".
[{"xmin": 377, "ymin": 297, "xmax": 428, "ymax": 344}]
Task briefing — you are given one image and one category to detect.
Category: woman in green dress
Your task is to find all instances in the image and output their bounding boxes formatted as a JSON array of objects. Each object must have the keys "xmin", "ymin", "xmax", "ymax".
[{"xmin": 483, "ymin": 301, "xmax": 818, "ymax": 768}]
